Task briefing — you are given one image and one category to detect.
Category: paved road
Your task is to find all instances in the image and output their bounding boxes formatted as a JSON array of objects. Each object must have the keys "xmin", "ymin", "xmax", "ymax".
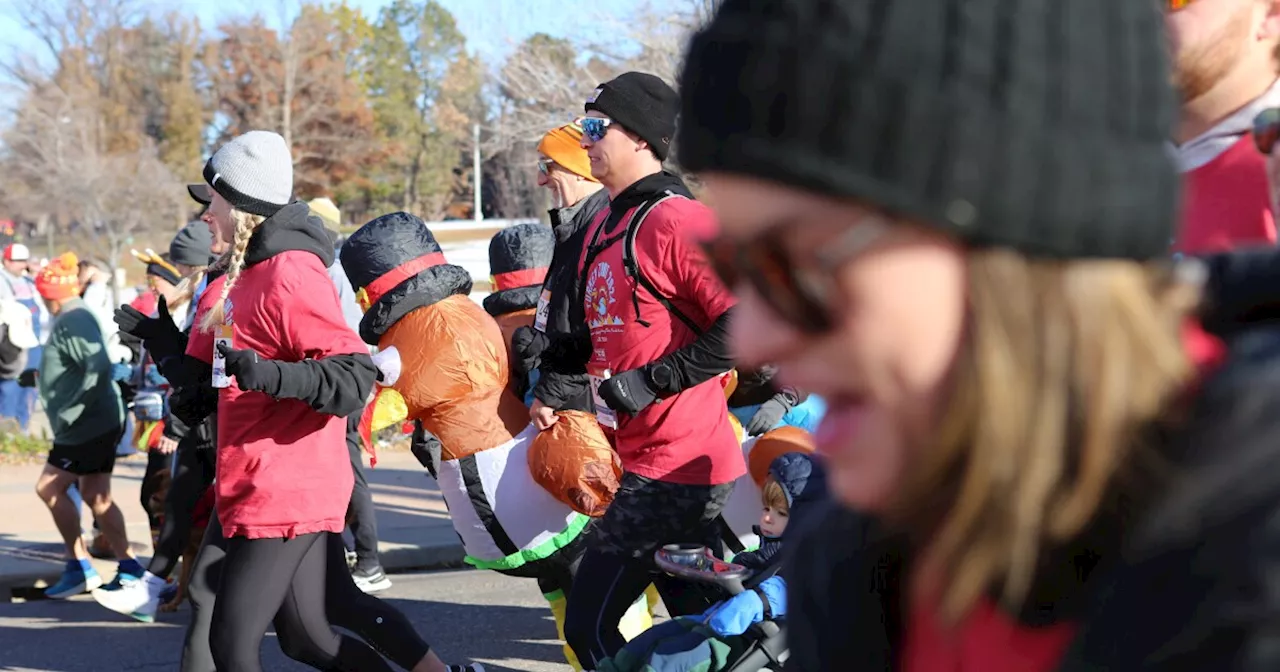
[{"xmin": 0, "ymin": 568, "xmax": 571, "ymax": 671}]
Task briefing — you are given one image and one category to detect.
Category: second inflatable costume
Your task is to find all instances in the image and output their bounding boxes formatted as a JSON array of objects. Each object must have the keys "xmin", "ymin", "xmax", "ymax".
[
  {"xmin": 483, "ymin": 223, "xmax": 554, "ymax": 402},
  {"xmin": 341, "ymin": 213, "xmax": 643, "ymax": 668}
]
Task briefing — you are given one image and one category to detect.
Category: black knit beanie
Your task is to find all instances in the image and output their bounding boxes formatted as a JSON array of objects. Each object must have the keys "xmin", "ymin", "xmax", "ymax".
[
  {"xmin": 678, "ymin": 0, "xmax": 1179, "ymax": 260},
  {"xmin": 586, "ymin": 72, "xmax": 680, "ymax": 161}
]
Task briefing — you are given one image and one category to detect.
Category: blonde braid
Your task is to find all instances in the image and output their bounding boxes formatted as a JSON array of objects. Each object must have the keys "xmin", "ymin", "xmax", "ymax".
[{"xmin": 199, "ymin": 209, "xmax": 265, "ymax": 332}]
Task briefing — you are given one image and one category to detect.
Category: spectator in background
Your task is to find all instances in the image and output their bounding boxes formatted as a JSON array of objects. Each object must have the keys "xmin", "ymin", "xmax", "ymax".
[
  {"xmin": 1168, "ymin": 0, "xmax": 1280, "ymax": 252},
  {"xmin": 0, "ymin": 243, "xmax": 47, "ymax": 432},
  {"xmin": 77, "ymin": 257, "xmax": 135, "ymax": 457},
  {"xmin": 0, "ymin": 298, "xmax": 37, "ymax": 404},
  {"xmin": 28, "ymin": 252, "xmax": 141, "ymax": 599},
  {"xmin": 308, "ymin": 195, "xmax": 391, "ymax": 593}
]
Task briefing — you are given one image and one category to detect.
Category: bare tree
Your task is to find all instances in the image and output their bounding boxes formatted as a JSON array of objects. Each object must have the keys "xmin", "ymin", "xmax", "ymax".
[{"xmin": 2, "ymin": 84, "xmax": 182, "ymax": 303}]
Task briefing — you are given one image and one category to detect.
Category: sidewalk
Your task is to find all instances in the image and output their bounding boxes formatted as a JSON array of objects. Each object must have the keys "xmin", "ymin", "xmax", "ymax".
[{"xmin": 0, "ymin": 447, "xmax": 464, "ymax": 598}]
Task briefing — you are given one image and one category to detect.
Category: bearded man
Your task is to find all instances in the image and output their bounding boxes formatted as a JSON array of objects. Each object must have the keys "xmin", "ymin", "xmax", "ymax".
[{"xmin": 1168, "ymin": 0, "xmax": 1280, "ymax": 253}]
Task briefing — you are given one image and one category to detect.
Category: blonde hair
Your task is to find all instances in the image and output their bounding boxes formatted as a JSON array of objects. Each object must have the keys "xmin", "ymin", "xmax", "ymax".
[
  {"xmin": 761, "ymin": 475, "xmax": 789, "ymax": 512},
  {"xmin": 893, "ymin": 250, "xmax": 1199, "ymax": 623},
  {"xmin": 199, "ymin": 209, "xmax": 265, "ymax": 332},
  {"xmin": 171, "ymin": 266, "xmax": 208, "ymax": 311}
]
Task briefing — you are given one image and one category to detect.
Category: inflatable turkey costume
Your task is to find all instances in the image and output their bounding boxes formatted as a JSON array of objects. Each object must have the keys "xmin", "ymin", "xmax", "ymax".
[
  {"xmin": 342, "ymin": 213, "xmax": 649, "ymax": 669},
  {"xmin": 341, "ymin": 212, "xmax": 596, "ymax": 569},
  {"xmin": 482, "ymin": 223, "xmax": 554, "ymax": 401}
]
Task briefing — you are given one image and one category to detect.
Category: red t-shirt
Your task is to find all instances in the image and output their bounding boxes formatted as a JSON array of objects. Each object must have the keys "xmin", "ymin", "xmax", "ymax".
[
  {"xmin": 1175, "ymin": 134, "xmax": 1277, "ymax": 254},
  {"xmin": 579, "ymin": 197, "xmax": 744, "ymax": 485},
  {"xmin": 187, "ymin": 253, "xmax": 366, "ymax": 539}
]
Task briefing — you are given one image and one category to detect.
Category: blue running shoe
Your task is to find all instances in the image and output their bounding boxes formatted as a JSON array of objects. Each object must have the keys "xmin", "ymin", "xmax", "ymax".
[
  {"xmin": 45, "ymin": 560, "xmax": 102, "ymax": 599},
  {"xmin": 101, "ymin": 563, "xmax": 145, "ymax": 592}
]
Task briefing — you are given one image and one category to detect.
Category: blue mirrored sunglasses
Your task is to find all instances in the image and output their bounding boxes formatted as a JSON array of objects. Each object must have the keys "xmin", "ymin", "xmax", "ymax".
[{"xmin": 579, "ymin": 116, "xmax": 613, "ymax": 143}]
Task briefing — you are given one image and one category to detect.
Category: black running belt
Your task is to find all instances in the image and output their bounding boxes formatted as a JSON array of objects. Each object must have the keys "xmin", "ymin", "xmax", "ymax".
[{"xmin": 457, "ymin": 454, "xmax": 520, "ymax": 557}]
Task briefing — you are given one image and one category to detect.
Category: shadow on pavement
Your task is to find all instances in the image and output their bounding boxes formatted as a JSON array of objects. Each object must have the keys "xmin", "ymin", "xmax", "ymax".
[{"xmin": 0, "ymin": 591, "xmax": 562, "ymax": 671}]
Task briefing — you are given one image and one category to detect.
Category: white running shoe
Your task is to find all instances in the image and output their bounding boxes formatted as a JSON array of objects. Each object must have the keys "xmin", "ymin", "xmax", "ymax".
[
  {"xmin": 351, "ymin": 565, "xmax": 393, "ymax": 594},
  {"xmin": 91, "ymin": 576, "xmax": 164, "ymax": 623}
]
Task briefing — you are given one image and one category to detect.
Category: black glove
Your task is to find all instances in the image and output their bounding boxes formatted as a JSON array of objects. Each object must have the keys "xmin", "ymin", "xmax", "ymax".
[
  {"xmin": 510, "ymin": 326, "xmax": 546, "ymax": 389},
  {"xmin": 597, "ymin": 367, "xmax": 659, "ymax": 416},
  {"xmin": 115, "ymin": 296, "xmax": 180, "ymax": 341},
  {"xmin": 216, "ymin": 342, "xmax": 282, "ymax": 395},
  {"xmin": 115, "ymin": 296, "xmax": 182, "ymax": 358},
  {"xmin": 170, "ymin": 385, "xmax": 217, "ymax": 427},
  {"xmin": 17, "ymin": 369, "xmax": 37, "ymax": 388},
  {"xmin": 745, "ymin": 391, "xmax": 797, "ymax": 436}
]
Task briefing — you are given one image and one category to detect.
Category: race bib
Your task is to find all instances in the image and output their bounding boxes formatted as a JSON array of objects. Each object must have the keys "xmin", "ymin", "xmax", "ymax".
[
  {"xmin": 534, "ymin": 289, "xmax": 551, "ymax": 333},
  {"xmin": 588, "ymin": 366, "xmax": 618, "ymax": 430},
  {"xmin": 212, "ymin": 326, "xmax": 233, "ymax": 389}
]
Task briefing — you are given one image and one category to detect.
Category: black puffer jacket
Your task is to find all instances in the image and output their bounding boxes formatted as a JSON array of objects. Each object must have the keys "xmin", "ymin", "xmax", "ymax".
[
  {"xmin": 785, "ymin": 255, "xmax": 1280, "ymax": 672},
  {"xmin": 521, "ymin": 188, "xmax": 611, "ymax": 412}
]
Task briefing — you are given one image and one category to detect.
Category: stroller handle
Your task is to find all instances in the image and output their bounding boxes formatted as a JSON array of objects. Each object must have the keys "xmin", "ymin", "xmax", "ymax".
[{"xmin": 654, "ymin": 544, "xmax": 749, "ymax": 595}]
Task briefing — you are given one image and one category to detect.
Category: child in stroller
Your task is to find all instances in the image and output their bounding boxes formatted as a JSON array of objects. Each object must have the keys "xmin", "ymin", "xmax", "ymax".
[{"xmin": 599, "ymin": 452, "xmax": 825, "ymax": 672}]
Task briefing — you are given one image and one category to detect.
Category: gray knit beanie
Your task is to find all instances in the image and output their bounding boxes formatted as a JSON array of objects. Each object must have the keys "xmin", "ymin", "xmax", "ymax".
[
  {"xmin": 202, "ymin": 130, "xmax": 293, "ymax": 218},
  {"xmin": 169, "ymin": 220, "xmax": 215, "ymax": 267}
]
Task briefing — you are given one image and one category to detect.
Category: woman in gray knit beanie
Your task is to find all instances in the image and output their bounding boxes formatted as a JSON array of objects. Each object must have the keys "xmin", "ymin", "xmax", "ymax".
[
  {"xmin": 679, "ymin": 0, "xmax": 1280, "ymax": 670},
  {"xmin": 178, "ymin": 130, "xmax": 390, "ymax": 671}
]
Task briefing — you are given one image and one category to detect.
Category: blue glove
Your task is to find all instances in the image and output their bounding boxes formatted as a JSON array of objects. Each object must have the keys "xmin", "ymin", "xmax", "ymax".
[
  {"xmin": 143, "ymin": 365, "xmax": 168, "ymax": 388},
  {"xmin": 110, "ymin": 362, "xmax": 133, "ymax": 383},
  {"xmin": 705, "ymin": 576, "xmax": 787, "ymax": 637}
]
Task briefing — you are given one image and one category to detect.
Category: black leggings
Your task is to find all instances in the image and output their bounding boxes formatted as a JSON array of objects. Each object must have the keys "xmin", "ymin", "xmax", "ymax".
[
  {"xmin": 140, "ymin": 448, "xmax": 170, "ymax": 531},
  {"xmin": 182, "ymin": 515, "xmax": 430, "ymax": 672},
  {"xmin": 564, "ymin": 548, "xmax": 723, "ymax": 667},
  {"xmin": 208, "ymin": 531, "xmax": 391, "ymax": 672},
  {"xmin": 345, "ymin": 414, "xmax": 380, "ymax": 571},
  {"xmin": 562, "ymin": 474, "xmax": 733, "ymax": 667},
  {"xmin": 150, "ymin": 443, "xmax": 215, "ymax": 578}
]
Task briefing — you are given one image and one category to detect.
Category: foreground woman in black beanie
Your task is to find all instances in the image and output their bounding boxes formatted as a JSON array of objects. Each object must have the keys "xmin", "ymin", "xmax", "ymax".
[{"xmin": 678, "ymin": 0, "xmax": 1280, "ymax": 670}]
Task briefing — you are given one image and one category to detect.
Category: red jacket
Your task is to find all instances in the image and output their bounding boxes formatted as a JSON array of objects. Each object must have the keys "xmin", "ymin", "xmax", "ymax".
[{"xmin": 187, "ymin": 205, "xmax": 368, "ymax": 539}]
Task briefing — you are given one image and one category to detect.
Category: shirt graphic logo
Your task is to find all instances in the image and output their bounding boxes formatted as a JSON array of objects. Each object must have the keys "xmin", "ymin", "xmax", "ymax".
[{"xmin": 585, "ymin": 261, "xmax": 624, "ymax": 330}]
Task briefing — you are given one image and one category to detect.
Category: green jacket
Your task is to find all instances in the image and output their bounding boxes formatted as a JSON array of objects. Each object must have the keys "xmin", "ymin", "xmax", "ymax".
[{"xmin": 39, "ymin": 299, "xmax": 124, "ymax": 444}]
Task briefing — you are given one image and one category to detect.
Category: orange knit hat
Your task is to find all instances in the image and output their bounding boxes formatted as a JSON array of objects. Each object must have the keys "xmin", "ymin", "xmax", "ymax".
[
  {"xmin": 537, "ymin": 121, "xmax": 598, "ymax": 182},
  {"xmin": 36, "ymin": 252, "xmax": 81, "ymax": 302}
]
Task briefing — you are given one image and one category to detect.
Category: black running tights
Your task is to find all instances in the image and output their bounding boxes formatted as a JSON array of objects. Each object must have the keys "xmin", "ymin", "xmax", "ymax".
[
  {"xmin": 149, "ymin": 443, "xmax": 214, "ymax": 578},
  {"xmin": 208, "ymin": 531, "xmax": 392, "ymax": 672},
  {"xmin": 182, "ymin": 515, "xmax": 430, "ymax": 672}
]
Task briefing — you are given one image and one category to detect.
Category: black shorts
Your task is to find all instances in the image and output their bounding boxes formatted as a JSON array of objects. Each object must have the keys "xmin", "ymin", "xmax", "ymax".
[
  {"xmin": 588, "ymin": 472, "xmax": 735, "ymax": 560},
  {"xmin": 47, "ymin": 426, "xmax": 125, "ymax": 475}
]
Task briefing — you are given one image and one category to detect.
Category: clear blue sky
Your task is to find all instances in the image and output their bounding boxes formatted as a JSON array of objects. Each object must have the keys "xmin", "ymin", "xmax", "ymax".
[{"xmin": 0, "ymin": 0, "xmax": 679, "ymax": 70}]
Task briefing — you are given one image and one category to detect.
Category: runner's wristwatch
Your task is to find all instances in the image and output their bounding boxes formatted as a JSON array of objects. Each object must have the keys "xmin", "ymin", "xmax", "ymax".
[{"xmin": 645, "ymin": 361, "xmax": 677, "ymax": 396}]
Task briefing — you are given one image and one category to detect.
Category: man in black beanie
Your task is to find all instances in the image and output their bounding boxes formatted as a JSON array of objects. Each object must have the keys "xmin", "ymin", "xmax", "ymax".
[{"xmin": 555, "ymin": 72, "xmax": 743, "ymax": 668}]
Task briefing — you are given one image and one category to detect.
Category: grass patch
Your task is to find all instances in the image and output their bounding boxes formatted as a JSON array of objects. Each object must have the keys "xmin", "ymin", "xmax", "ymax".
[{"xmin": 0, "ymin": 419, "xmax": 48, "ymax": 464}]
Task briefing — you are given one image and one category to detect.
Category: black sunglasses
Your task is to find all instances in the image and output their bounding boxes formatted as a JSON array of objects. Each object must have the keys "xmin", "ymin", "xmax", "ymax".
[{"xmin": 702, "ymin": 217, "xmax": 889, "ymax": 334}]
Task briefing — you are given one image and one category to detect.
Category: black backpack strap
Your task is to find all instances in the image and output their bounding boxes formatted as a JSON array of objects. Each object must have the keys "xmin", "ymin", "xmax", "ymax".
[
  {"xmin": 622, "ymin": 192, "xmax": 704, "ymax": 334},
  {"xmin": 718, "ymin": 514, "xmax": 747, "ymax": 555},
  {"xmin": 742, "ymin": 550, "xmax": 787, "ymax": 591}
]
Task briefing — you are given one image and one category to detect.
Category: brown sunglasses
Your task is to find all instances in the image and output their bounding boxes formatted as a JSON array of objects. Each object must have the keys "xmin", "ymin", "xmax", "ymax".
[{"xmin": 701, "ymin": 217, "xmax": 889, "ymax": 334}]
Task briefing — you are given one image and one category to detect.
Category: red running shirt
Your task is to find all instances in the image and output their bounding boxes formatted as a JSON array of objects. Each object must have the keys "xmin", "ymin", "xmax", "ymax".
[{"xmin": 579, "ymin": 197, "xmax": 744, "ymax": 486}]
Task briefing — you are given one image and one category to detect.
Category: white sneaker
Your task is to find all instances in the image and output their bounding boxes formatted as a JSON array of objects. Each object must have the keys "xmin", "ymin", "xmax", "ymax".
[
  {"xmin": 351, "ymin": 566, "xmax": 393, "ymax": 594},
  {"xmin": 91, "ymin": 576, "xmax": 162, "ymax": 623}
]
